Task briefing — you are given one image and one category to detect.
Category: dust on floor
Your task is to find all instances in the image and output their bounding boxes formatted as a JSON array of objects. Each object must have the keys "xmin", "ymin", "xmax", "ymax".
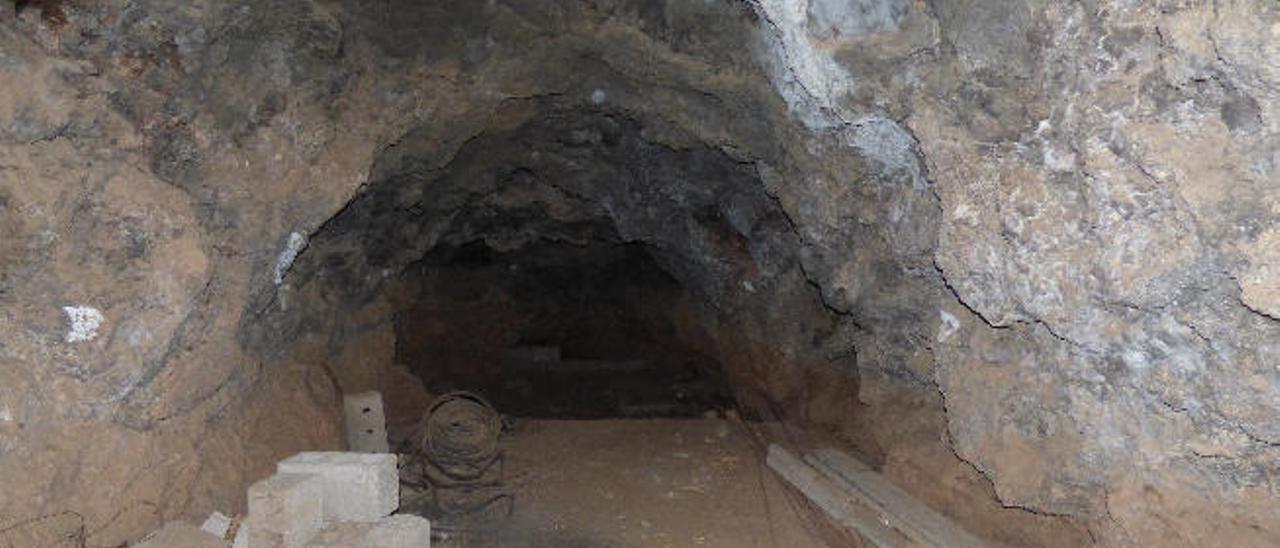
[{"xmin": 424, "ymin": 418, "xmax": 833, "ymax": 548}]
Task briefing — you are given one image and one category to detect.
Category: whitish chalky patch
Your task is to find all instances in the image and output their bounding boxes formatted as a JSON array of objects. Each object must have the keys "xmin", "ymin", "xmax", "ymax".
[
  {"xmin": 937, "ymin": 309, "xmax": 960, "ymax": 342},
  {"xmin": 806, "ymin": 0, "xmax": 908, "ymax": 39},
  {"xmin": 273, "ymin": 231, "xmax": 309, "ymax": 285},
  {"xmin": 752, "ymin": 0, "xmax": 856, "ymax": 129},
  {"xmin": 848, "ymin": 115, "xmax": 927, "ymax": 190},
  {"xmin": 62, "ymin": 305, "xmax": 104, "ymax": 343}
]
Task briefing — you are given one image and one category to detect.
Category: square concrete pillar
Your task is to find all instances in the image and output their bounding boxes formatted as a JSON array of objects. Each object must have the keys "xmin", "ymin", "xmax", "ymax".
[
  {"xmin": 246, "ymin": 472, "xmax": 326, "ymax": 547},
  {"xmin": 343, "ymin": 391, "xmax": 390, "ymax": 453},
  {"xmin": 277, "ymin": 452, "xmax": 398, "ymax": 522}
]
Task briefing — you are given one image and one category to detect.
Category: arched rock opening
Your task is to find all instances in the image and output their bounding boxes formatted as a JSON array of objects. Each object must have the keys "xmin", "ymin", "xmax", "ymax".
[
  {"xmin": 3, "ymin": 0, "xmax": 1279, "ymax": 546},
  {"xmin": 250, "ymin": 99, "xmax": 856, "ymax": 428}
]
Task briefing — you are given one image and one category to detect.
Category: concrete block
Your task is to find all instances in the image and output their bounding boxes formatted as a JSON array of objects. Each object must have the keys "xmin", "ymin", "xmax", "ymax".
[
  {"xmin": 247, "ymin": 472, "xmax": 325, "ymax": 547},
  {"xmin": 304, "ymin": 515, "xmax": 431, "ymax": 548},
  {"xmin": 365, "ymin": 515, "xmax": 431, "ymax": 548},
  {"xmin": 231, "ymin": 523, "xmax": 248, "ymax": 548},
  {"xmin": 247, "ymin": 525, "xmax": 285, "ymax": 548},
  {"xmin": 134, "ymin": 521, "xmax": 226, "ymax": 548},
  {"xmin": 277, "ymin": 452, "xmax": 399, "ymax": 522},
  {"xmin": 303, "ymin": 522, "xmax": 374, "ymax": 547},
  {"xmin": 200, "ymin": 511, "xmax": 233, "ymax": 539},
  {"xmin": 344, "ymin": 391, "xmax": 390, "ymax": 453}
]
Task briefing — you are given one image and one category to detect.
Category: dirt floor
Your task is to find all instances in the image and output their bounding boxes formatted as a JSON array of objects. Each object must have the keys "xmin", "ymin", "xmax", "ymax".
[{"xmin": 415, "ymin": 418, "xmax": 835, "ymax": 548}]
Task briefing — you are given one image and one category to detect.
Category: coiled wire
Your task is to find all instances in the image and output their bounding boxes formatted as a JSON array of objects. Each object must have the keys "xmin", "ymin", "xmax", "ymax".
[{"xmin": 422, "ymin": 391, "xmax": 502, "ymax": 481}]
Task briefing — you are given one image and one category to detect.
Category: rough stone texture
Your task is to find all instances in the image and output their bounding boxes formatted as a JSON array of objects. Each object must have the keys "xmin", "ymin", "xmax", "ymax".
[
  {"xmin": 917, "ymin": 4, "xmax": 1280, "ymax": 545},
  {"xmin": 276, "ymin": 452, "xmax": 398, "ymax": 523},
  {"xmin": 324, "ymin": 313, "xmax": 431, "ymax": 434},
  {"xmin": 0, "ymin": 0, "xmax": 1277, "ymax": 546},
  {"xmin": 752, "ymin": 0, "xmax": 1280, "ymax": 545},
  {"xmin": 247, "ymin": 473, "xmax": 325, "ymax": 548},
  {"xmin": 133, "ymin": 521, "xmax": 226, "ymax": 548}
]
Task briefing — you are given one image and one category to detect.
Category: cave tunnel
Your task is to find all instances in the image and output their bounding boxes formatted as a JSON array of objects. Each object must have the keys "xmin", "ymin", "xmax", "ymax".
[
  {"xmin": 242, "ymin": 97, "xmax": 890, "ymax": 545},
  {"xmin": 3, "ymin": 0, "xmax": 1280, "ymax": 547},
  {"xmin": 287, "ymin": 103, "xmax": 794, "ymax": 424},
  {"xmin": 396, "ymin": 240, "xmax": 737, "ymax": 420}
]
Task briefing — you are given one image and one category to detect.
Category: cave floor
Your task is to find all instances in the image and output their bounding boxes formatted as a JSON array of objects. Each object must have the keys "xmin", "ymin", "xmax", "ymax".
[{"xmin": 420, "ymin": 418, "xmax": 832, "ymax": 548}]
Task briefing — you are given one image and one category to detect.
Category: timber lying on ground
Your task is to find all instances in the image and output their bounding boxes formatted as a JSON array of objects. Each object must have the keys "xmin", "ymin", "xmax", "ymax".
[{"xmin": 767, "ymin": 445, "xmax": 990, "ymax": 548}]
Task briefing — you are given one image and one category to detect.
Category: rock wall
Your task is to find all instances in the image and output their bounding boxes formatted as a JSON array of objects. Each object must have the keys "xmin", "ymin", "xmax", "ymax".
[
  {"xmin": 0, "ymin": 0, "xmax": 1277, "ymax": 545},
  {"xmin": 752, "ymin": 0, "xmax": 1280, "ymax": 544}
]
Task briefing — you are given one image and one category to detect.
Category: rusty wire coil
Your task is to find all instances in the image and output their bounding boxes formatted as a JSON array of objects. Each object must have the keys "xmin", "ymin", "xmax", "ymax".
[{"xmin": 421, "ymin": 391, "xmax": 502, "ymax": 481}]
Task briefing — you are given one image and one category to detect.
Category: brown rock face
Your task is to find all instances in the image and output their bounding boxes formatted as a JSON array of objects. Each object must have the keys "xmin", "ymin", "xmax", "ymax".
[{"xmin": 1, "ymin": 1, "xmax": 1277, "ymax": 546}]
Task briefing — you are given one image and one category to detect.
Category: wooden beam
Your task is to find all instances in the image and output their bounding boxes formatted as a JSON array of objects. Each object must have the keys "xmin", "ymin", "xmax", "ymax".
[
  {"xmin": 806, "ymin": 448, "xmax": 990, "ymax": 548},
  {"xmin": 766, "ymin": 445, "xmax": 917, "ymax": 548}
]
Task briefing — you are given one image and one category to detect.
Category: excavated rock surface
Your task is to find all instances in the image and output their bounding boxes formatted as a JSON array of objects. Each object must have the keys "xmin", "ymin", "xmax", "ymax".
[{"xmin": 0, "ymin": 1, "xmax": 1276, "ymax": 546}]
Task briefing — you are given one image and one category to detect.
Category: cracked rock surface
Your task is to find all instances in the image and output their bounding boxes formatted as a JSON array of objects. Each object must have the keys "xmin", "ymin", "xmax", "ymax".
[{"xmin": 0, "ymin": 1, "xmax": 1277, "ymax": 546}]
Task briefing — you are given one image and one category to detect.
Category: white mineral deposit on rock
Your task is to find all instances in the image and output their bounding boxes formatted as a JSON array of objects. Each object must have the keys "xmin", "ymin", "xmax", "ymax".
[
  {"xmin": 62, "ymin": 305, "xmax": 104, "ymax": 343},
  {"xmin": 273, "ymin": 231, "xmax": 309, "ymax": 285}
]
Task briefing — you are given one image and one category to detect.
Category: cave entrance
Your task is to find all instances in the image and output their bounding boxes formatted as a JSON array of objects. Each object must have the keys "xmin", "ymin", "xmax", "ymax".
[
  {"xmin": 394, "ymin": 239, "xmax": 735, "ymax": 419},
  {"xmin": 276, "ymin": 100, "xmax": 835, "ymax": 546},
  {"xmin": 377, "ymin": 232, "xmax": 811, "ymax": 546},
  {"xmin": 287, "ymin": 99, "xmax": 799, "ymax": 427}
]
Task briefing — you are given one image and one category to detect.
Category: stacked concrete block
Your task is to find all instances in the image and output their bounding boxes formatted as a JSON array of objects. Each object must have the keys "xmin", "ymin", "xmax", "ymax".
[
  {"xmin": 237, "ymin": 451, "xmax": 423, "ymax": 548},
  {"xmin": 302, "ymin": 522, "xmax": 373, "ymax": 547},
  {"xmin": 276, "ymin": 452, "xmax": 399, "ymax": 522},
  {"xmin": 246, "ymin": 472, "xmax": 326, "ymax": 547},
  {"xmin": 343, "ymin": 391, "xmax": 391, "ymax": 453},
  {"xmin": 133, "ymin": 521, "xmax": 226, "ymax": 548},
  {"xmin": 303, "ymin": 515, "xmax": 432, "ymax": 548},
  {"xmin": 363, "ymin": 515, "xmax": 432, "ymax": 548}
]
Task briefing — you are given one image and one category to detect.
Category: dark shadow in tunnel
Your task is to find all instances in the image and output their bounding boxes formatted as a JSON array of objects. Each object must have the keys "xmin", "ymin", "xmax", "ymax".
[
  {"xmin": 394, "ymin": 240, "xmax": 736, "ymax": 419},
  {"xmin": 262, "ymin": 101, "xmax": 799, "ymax": 423}
]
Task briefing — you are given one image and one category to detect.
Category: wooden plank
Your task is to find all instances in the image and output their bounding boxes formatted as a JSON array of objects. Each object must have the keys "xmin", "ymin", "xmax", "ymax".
[
  {"xmin": 801, "ymin": 452, "xmax": 922, "ymax": 542},
  {"xmin": 807, "ymin": 448, "xmax": 990, "ymax": 548},
  {"xmin": 766, "ymin": 445, "xmax": 917, "ymax": 548}
]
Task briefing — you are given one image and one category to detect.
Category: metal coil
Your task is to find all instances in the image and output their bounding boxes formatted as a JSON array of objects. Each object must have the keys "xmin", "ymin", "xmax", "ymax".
[{"xmin": 421, "ymin": 391, "xmax": 501, "ymax": 481}]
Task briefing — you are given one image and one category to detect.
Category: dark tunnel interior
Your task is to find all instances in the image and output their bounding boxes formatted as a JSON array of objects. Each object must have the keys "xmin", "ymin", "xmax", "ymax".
[
  {"xmin": 273, "ymin": 101, "xmax": 796, "ymax": 424},
  {"xmin": 393, "ymin": 239, "xmax": 735, "ymax": 419}
]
